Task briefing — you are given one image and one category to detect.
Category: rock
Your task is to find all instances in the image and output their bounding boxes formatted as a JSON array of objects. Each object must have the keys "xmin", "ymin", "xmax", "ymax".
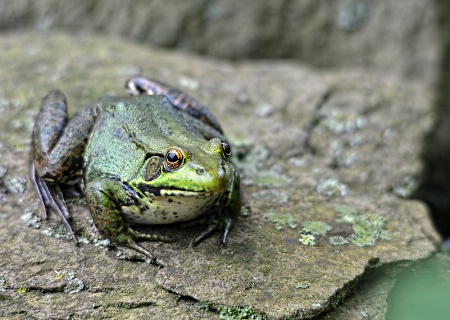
[
  {"xmin": 0, "ymin": 32, "xmax": 440, "ymax": 319},
  {"xmin": 0, "ymin": 0, "xmax": 440, "ymax": 83}
]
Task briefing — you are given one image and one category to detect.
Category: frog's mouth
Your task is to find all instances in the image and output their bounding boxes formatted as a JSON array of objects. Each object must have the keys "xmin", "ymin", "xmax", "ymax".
[{"xmin": 138, "ymin": 185, "xmax": 214, "ymax": 197}]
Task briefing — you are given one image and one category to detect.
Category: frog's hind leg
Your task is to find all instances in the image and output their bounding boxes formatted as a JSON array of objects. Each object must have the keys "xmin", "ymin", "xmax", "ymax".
[
  {"xmin": 30, "ymin": 91, "xmax": 77, "ymax": 242},
  {"xmin": 30, "ymin": 162, "xmax": 78, "ymax": 243},
  {"xmin": 31, "ymin": 90, "xmax": 99, "ymax": 244},
  {"xmin": 125, "ymin": 77, "xmax": 224, "ymax": 133}
]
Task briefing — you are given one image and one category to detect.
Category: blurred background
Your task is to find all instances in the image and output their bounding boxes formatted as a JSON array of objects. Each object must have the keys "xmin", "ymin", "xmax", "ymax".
[
  {"xmin": 0, "ymin": 0, "xmax": 440, "ymax": 83},
  {"xmin": 1, "ymin": 1, "xmax": 449, "ymax": 318}
]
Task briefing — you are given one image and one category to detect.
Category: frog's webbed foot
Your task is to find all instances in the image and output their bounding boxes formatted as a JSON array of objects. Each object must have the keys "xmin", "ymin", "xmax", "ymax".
[
  {"xmin": 30, "ymin": 162, "xmax": 78, "ymax": 244},
  {"xmin": 189, "ymin": 217, "xmax": 233, "ymax": 247}
]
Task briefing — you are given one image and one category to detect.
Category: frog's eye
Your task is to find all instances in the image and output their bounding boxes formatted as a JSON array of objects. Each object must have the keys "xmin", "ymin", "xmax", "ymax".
[
  {"xmin": 165, "ymin": 147, "xmax": 184, "ymax": 170},
  {"xmin": 221, "ymin": 142, "xmax": 231, "ymax": 160}
]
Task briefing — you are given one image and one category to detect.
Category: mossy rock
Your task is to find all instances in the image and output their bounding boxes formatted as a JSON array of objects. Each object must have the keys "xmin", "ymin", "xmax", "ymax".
[{"xmin": 0, "ymin": 32, "xmax": 439, "ymax": 319}]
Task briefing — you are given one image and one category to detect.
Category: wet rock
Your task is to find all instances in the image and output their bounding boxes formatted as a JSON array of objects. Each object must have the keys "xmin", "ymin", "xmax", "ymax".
[{"xmin": 0, "ymin": 32, "xmax": 439, "ymax": 319}]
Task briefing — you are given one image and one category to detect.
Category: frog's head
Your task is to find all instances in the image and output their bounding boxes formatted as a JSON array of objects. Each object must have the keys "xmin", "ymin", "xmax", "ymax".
[{"xmin": 135, "ymin": 137, "xmax": 234, "ymax": 195}]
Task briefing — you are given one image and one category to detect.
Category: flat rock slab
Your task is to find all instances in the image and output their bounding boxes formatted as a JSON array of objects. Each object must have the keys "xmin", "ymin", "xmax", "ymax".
[{"xmin": 0, "ymin": 33, "xmax": 440, "ymax": 319}]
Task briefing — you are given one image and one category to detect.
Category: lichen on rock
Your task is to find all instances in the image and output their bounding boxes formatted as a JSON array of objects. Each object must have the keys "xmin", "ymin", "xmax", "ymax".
[{"xmin": 0, "ymin": 32, "xmax": 440, "ymax": 319}]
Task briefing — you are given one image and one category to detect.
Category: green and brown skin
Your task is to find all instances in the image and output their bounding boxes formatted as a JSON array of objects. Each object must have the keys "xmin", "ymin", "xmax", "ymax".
[{"xmin": 30, "ymin": 78, "xmax": 241, "ymax": 264}]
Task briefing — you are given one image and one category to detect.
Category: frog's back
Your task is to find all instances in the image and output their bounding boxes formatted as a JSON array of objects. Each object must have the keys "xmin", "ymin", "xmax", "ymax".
[{"xmin": 83, "ymin": 95, "xmax": 203, "ymax": 182}]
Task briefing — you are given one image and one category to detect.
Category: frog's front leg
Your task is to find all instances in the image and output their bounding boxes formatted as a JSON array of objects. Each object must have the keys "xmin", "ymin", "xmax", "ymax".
[
  {"xmin": 84, "ymin": 178, "xmax": 171, "ymax": 264},
  {"xmin": 31, "ymin": 90, "xmax": 99, "ymax": 243},
  {"xmin": 190, "ymin": 168, "xmax": 241, "ymax": 247}
]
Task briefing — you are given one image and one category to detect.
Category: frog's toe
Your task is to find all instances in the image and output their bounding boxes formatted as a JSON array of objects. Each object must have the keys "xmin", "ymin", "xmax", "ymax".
[
  {"xmin": 132, "ymin": 230, "xmax": 175, "ymax": 243},
  {"xmin": 47, "ymin": 184, "xmax": 78, "ymax": 245},
  {"xmin": 190, "ymin": 217, "xmax": 234, "ymax": 247},
  {"xmin": 220, "ymin": 217, "xmax": 234, "ymax": 246},
  {"xmin": 126, "ymin": 227, "xmax": 174, "ymax": 242},
  {"xmin": 190, "ymin": 223, "xmax": 219, "ymax": 247},
  {"xmin": 30, "ymin": 163, "xmax": 78, "ymax": 244},
  {"xmin": 116, "ymin": 228, "xmax": 175, "ymax": 264},
  {"xmin": 120, "ymin": 240, "xmax": 158, "ymax": 264}
]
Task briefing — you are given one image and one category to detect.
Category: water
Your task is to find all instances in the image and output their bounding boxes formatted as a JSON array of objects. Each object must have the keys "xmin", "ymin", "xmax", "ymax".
[{"xmin": 386, "ymin": 253, "xmax": 450, "ymax": 320}]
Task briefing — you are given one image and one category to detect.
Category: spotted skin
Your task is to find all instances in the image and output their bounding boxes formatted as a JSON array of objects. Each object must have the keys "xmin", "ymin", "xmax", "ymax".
[{"xmin": 123, "ymin": 191, "xmax": 220, "ymax": 224}]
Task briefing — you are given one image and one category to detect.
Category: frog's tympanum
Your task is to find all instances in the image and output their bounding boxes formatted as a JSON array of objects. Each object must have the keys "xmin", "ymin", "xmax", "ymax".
[{"xmin": 30, "ymin": 77, "xmax": 240, "ymax": 263}]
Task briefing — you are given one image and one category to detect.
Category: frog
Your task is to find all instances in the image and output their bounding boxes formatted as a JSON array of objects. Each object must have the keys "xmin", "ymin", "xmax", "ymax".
[{"xmin": 30, "ymin": 77, "xmax": 241, "ymax": 264}]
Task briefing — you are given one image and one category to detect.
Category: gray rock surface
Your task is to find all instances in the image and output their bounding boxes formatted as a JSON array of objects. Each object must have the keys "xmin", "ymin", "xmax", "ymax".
[
  {"xmin": 0, "ymin": 32, "xmax": 440, "ymax": 319},
  {"xmin": 0, "ymin": 0, "xmax": 439, "ymax": 83}
]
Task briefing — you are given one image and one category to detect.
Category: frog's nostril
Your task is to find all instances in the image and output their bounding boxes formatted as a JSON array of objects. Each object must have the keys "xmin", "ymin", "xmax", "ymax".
[{"xmin": 196, "ymin": 168, "xmax": 205, "ymax": 175}]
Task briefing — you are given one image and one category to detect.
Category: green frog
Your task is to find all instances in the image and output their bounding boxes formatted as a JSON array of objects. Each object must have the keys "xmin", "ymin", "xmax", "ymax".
[{"xmin": 30, "ymin": 77, "xmax": 240, "ymax": 264}]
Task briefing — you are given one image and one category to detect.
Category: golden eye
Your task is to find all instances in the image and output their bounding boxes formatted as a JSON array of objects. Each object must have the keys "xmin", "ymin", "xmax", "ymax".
[
  {"xmin": 165, "ymin": 147, "xmax": 184, "ymax": 170},
  {"xmin": 221, "ymin": 142, "xmax": 231, "ymax": 159}
]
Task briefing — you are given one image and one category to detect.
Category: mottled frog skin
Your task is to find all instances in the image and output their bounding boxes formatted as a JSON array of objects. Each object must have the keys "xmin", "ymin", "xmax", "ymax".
[{"xmin": 30, "ymin": 77, "xmax": 240, "ymax": 263}]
